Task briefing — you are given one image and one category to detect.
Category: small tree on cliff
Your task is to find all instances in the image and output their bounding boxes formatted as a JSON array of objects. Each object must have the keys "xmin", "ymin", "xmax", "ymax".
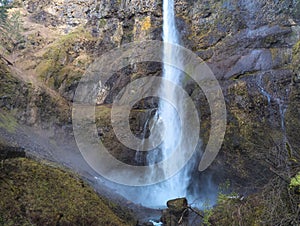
[{"xmin": 0, "ymin": 0, "xmax": 24, "ymax": 63}]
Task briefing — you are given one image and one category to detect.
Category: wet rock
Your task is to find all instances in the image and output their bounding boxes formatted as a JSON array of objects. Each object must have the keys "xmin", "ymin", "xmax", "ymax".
[
  {"xmin": 295, "ymin": 186, "xmax": 300, "ymax": 195},
  {"xmin": 161, "ymin": 198, "xmax": 189, "ymax": 226},
  {"xmin": 225, "ymin": 49, "xmax": 274, "ymax": 79},
  {"xmin": 167, "ymin": 198, "xmax": 188, "ymax": 215},
  {"xmin": 141, "ymin": 222, "xmax": 154, "ymax": 226}
]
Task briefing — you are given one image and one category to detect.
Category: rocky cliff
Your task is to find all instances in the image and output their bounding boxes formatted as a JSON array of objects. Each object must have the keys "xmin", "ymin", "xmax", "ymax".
[{"xmin": 1, "ymin": 0, "xmax": 300, "ymax": 225}]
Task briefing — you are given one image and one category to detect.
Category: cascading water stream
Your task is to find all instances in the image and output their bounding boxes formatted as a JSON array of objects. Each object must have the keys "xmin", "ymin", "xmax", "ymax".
[
  {"xmin": 135, "ymin": 0, "xmax": 196, "ymax": 207},
  {"xmin": 257, "ymin": 73, "xmax": 288, "ymax": 139},
  {"xmin": 258, "ymin": 74, "xmax": 271, "ymax": 105},
  {"xmin": 95, "ymin": 0, "xmax": 215, "ymax": 210}
]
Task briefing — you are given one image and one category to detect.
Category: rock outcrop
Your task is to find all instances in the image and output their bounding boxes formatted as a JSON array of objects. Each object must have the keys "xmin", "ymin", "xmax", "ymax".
[
  {"xmin": 161, "ymin": 198, "xmax": 189, "ymax": 226},
  {"xmin": 173, "ymin": 0, "xmax": 300, "ymax": 188},
  {"xmin": 0, "ymin": 144, "xmax": 26, "ymax": 161},
  {"xmin": 0, "ymin": 1, "xmax": 300, "ymax": 224}
]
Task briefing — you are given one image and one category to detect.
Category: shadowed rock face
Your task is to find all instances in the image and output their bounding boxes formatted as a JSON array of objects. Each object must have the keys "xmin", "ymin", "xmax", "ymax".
[
  {"xmin": 171, "ymin": 0, "xmax": 300, "ymax": 188},
  {"xmin": 286, "ymin": 41, "xmax": 300, "ymax": 154},
  {"xmin": 0, "ymin": 145, "xmax": 26, "ymax": 160}
]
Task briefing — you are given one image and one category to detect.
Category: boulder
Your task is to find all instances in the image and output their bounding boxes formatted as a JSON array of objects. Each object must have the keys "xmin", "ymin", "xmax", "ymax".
[
  {"xmin": 167, "ymin": 198, "xmax": 188, "ymax": 215},
  {"xmin": 161, "ymin": 198, "xmax": 189, "ymax": 226}
]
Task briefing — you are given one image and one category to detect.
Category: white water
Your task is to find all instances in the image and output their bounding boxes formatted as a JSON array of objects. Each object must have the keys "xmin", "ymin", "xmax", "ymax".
[
  {"xmin": 95, "ymin": 0, "xmax": 210, "ymax": 209},
  {"xmin": 139, "ymin": 0, "xmax": 195, "ymax": 207},
  {"xmin": 258, "ymin": 74, "xmax": 271, "ymax": 105},
  {"xmin": 257, "ymin": 73, "xmax": 287, "ymax": 136}
]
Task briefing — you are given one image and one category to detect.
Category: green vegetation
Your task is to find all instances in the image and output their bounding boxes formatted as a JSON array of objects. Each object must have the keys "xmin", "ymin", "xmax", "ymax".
[
  {"xmin": 0, "ymin": 1, "xmax": 24, "ymax": 55},
  {"xmin": 98, "ymin": 18, "xmax": 107, "ymax": 28},
  {"xmin": 292, "ymin": 40, "xmax": 300, "ymax": 73},
  {"xmin": 0, "ymin": 157, "xmax": 136, "ymax": 225},
  {"xmin": 202, "ymin": 203, "xmax": 213, "ymax": 226},
  {"xmin": 209, "ymin": 174, "xmax": 300, "ymax": 225},
  {"xmin": 290, "ymin": 172, "xmax": 300, "ymax": 188},
  {"xmin": 36, "ymin": 27, "xmax": 93, "ymax": 91},
  {"xmin": 0, "ymin": 111, "xmax": 17, "ymax": 133},
  {"xmin": 0, "ymin": 0, "xmax": 9, "ymax": 20},
  {"xmin": 0, "ymin": 59, "xmax": 21, "ymax": 98},
  {"xmin": 0, "ymin": 59, "xmax": 70, "ymax": 125}
]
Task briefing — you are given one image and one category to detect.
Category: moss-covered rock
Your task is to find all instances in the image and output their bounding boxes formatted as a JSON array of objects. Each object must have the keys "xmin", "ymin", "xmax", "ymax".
[
  {"xmin": 286, "ymin": 40, "xmax": 300, "ymax": 155},
  {"xmin": 0, "ymin": 157, "xmax": 136, "ymax": 226},
  {"xmin": 35, "ymin": 27, "xmax": 94, "ymax": 100},
  {"xmin": 161, "ymin": 198, "xmax": 189, "ymax": 226},
  {"xmin": 166, "ymin": 198, "xmax": 188, "ymax": 215},
  {"xmin": 0, "ymin": 59, "xmax": 70, "ymax": 126}
]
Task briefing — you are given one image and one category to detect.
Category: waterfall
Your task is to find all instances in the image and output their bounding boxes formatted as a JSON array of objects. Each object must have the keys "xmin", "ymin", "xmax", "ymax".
[
  {"xmin": 257, "ymin": 73, "xmax": 288, "ymax": 138},
  {"xmin": 94, "ymin": 0, "xmax": 206, "ymax": 209},
  {"xmin": 258, "ymin": 74, "xmax": 271, "ymax": 105},
  {"xmin": 137, "ymin": 0, "xmax": 195, "ymax": 207}
]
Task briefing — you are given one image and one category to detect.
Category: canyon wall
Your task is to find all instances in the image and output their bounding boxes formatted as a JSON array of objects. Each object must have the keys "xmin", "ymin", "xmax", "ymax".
[{"xmin": 1, "ymin": 0, "xmax": 300, "ymax": 191}]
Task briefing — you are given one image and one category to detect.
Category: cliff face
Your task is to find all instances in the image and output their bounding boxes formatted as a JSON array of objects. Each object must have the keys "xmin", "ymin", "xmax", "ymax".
[
  {"xmin": 172, "ymin": 0, "xmax": 300, "ymax": 187},
  {"xmin": 1, "ymin": 0, "xmax": 300, "ymax": 200}
]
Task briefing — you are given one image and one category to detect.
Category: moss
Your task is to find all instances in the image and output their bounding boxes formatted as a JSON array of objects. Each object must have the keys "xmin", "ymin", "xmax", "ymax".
[
  {"xmin": 35, "ymin": 60, "xmax": 55, "ymax": 81},
  {"xmin": 0, "ymin": 58, "xmax": 70, "ymax": 125},
  {"xmin": 292, "ymin": 40, "xmax": 300, "ymax": 72},
  {"xmin": 0, "ymin": 60, "xmax": 20, "ymax": 97},
  {"xmin": 99, "ymin": 18, "xmax": 107, "ymax": 28},
  {"xmin": 0, "ymin": 157, "xmax": 136, "ymax": 226},
  {"xmin": 286, "ymin": 41, "xmax": 300, "ymax": 151},
  {"xmin": 95, "ymin": 105, "xmax": 112, "ymax": 125},
  {"xmin": 0, "ymin": 111, "xmax": 18, "ymax": 133},
  {"xmin": 293, "ymin": 40, "xmax": 300, "ymax": 55},
  {"xmin": 35, "ymin": 27, "xmax": 94, "ymax": 90},
  {"xmin": 290, "ymin": 172, "xmax": 300, "ymax": 188}
]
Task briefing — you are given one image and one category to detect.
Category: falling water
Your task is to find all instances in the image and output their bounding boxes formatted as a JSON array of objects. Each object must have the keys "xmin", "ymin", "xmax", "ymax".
[
  {"xmin": 257, "ymin": 73, "xmax": 288, "ymax": 136},
  {"xmin": 138, "ymin": 0, "xmax": 195, "ymax": 207},
  {"xmin": 258, "ymin": 74, "xmax": 271, "ymax": 105},
  {"xmin": 256, "ymin": 73, "xmax": 291, "ymax": 176},
  {"xmin": 96, "ymin": 0, "xmax": 208, "ymax": 209}
]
